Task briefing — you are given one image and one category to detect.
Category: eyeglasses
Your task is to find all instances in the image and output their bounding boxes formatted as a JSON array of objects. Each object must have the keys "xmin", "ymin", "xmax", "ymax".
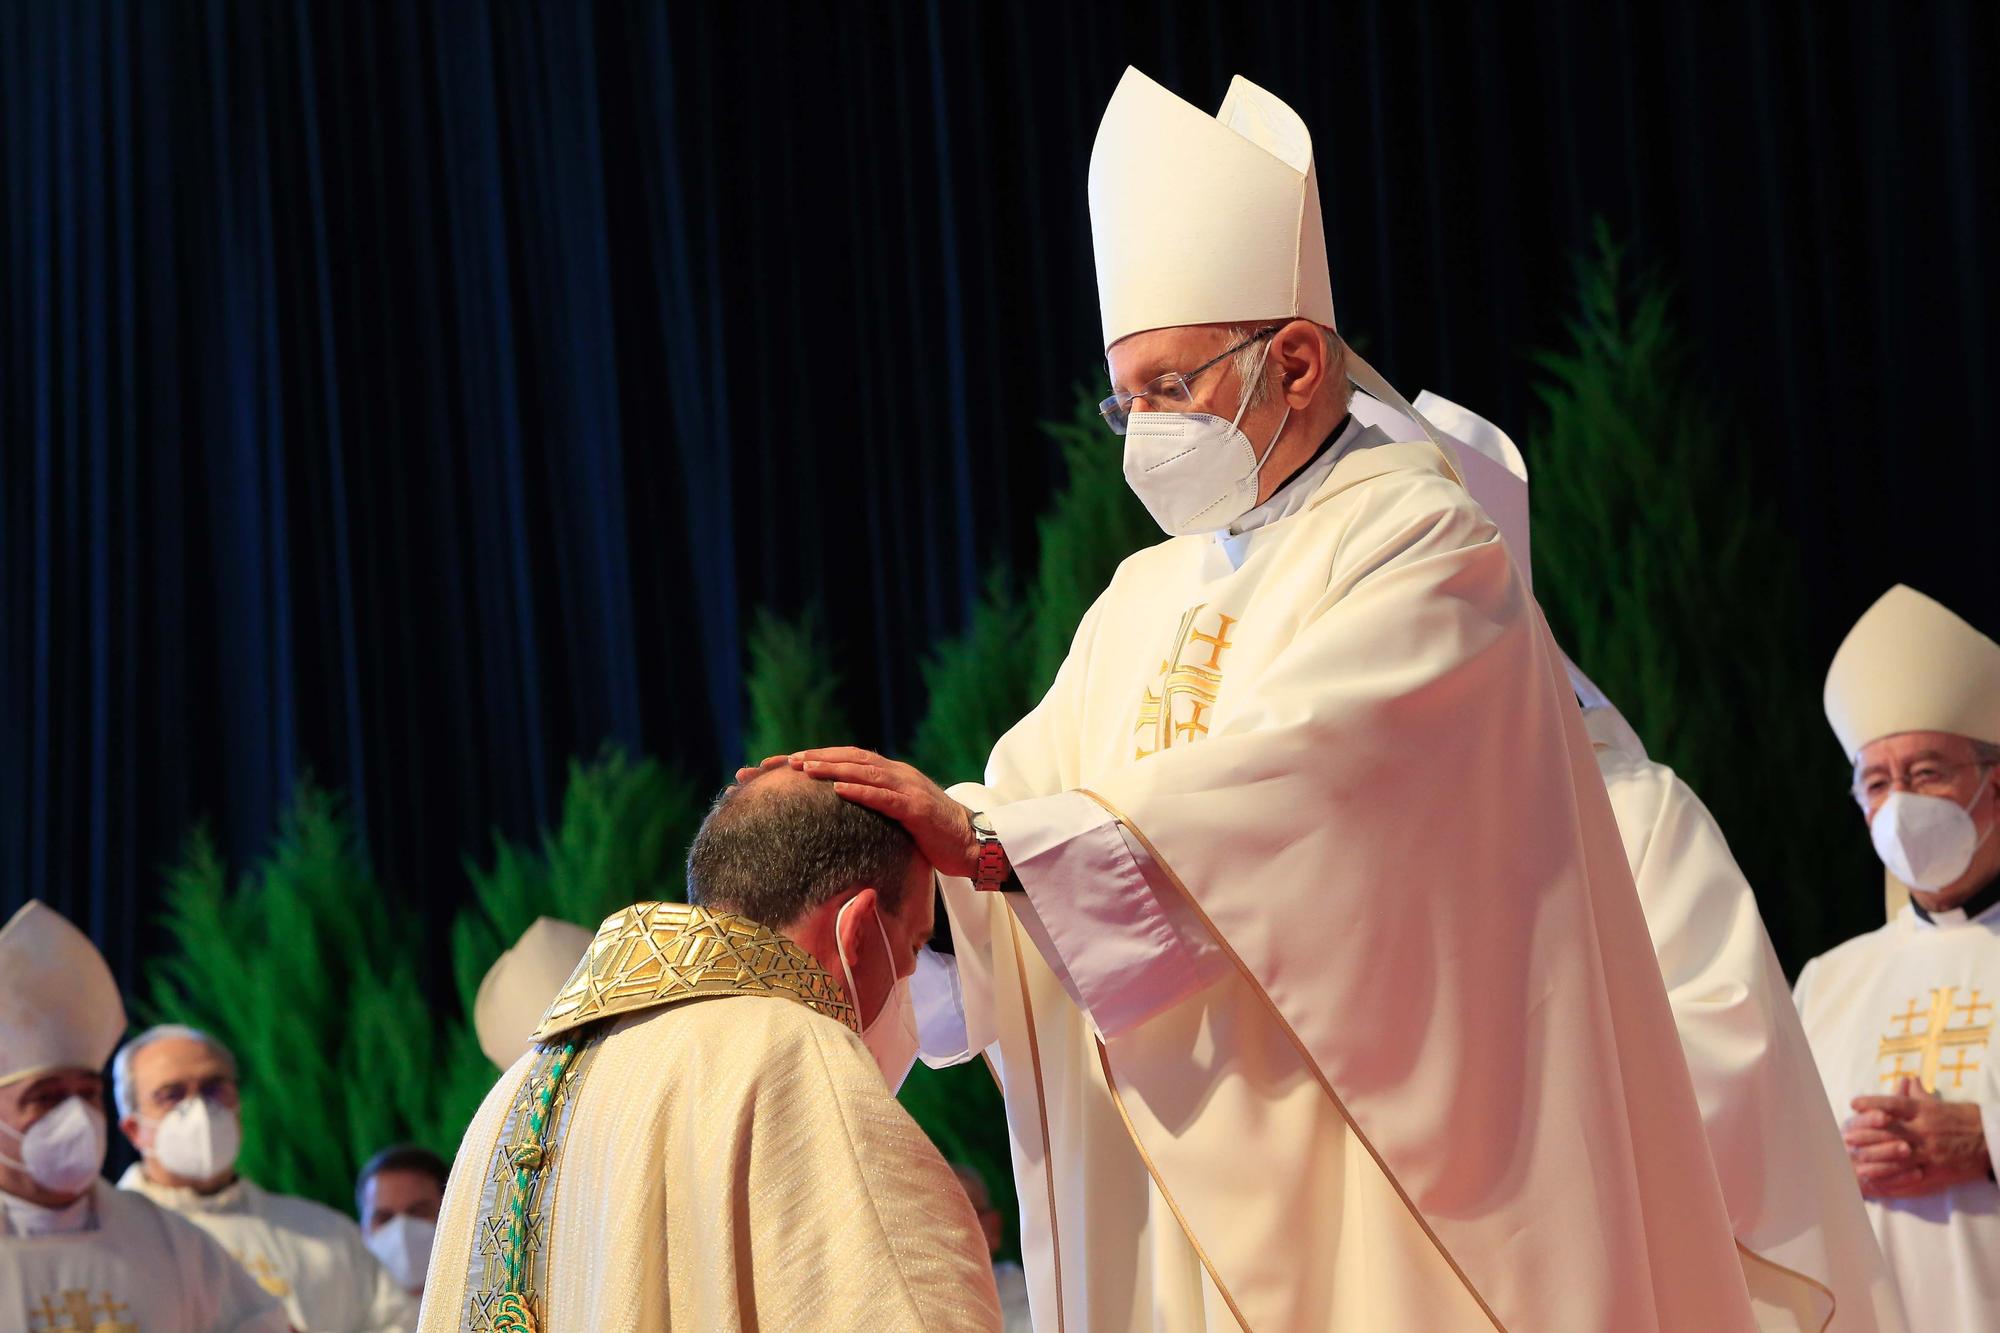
[
  {"xmin": 1850, "ymin": 759, "xmax": 1991, "ymax": 811},
  {"xmin": 1097, "ymin": 325, "xmax": 1282, "ymax": 435}
]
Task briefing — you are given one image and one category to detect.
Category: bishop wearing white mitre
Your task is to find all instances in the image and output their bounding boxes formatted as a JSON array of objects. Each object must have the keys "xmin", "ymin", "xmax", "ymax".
[
  {"xmin": 0, "ymin": 900, "xmax": 288, "ymax": 1333},
  {"xmin": 1794, "ymin": 587, "xmax": 2000, "ymax": 1330},
  {"xmin": 1347, "ymin": 391, "xmax": 1904, "ymax": 1331},
  {"xmin": 780, "ymin": 69, "xmax": 1753, "ymax": 1330}
]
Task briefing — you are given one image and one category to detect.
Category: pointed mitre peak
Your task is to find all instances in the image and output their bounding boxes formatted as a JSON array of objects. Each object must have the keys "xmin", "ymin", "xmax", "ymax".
[
  {"xmin": 0, "ymin": 900, "xmax": 127, "ymax": 1088},
  {"xmin": 1089, "ymin": 67, "xmax": 1335, "ymax": 350},
  {"xmin": 474, "ymin": 916, "xmax": 594, "ymax": 1069},
  {"xmin": 1825, "ymin": 584, "xmax": 2000, "ymax": 759}
]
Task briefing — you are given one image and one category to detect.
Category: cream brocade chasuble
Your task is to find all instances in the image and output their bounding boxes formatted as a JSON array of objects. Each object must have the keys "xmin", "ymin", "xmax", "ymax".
[
  {"xmin": 418, "ymin": 903, "xmax": 1001, "ymax": 1333},
  {"xmin": 1794, "ymin": 900, "xmax": 2000, "ymax": 1331},
  {"xmin": 936, "ymin": 431, "xmax": 1757, "ymax": 1331}
]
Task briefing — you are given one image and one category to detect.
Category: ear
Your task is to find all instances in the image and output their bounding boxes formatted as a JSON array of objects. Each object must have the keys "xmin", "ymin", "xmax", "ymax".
[
  {"xmin": 119, "ymin": 1114, "xmax": 142, "ymax": 1146},
  {"xmin": 834, "ymin": 886, "xmax": 879, "ymax": 966},
  {"xmin": 1273, "ymin": 320, "xmax": 1334, "ymax": 411}
]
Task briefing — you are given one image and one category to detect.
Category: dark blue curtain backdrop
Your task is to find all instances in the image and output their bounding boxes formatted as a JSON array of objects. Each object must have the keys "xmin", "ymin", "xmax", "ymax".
[{"xmin": 3, "ymin": 0, "xmax": 1996, "ymax": 990}]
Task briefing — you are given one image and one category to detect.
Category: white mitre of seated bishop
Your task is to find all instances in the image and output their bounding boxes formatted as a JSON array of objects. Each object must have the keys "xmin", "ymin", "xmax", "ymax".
[
  {"xmin": 0, "ymin": 900, "xmax": 126, "ymax": 1089},
  {"xmin": 1825, "ymin": 584, "xmax": 2000, "ymax": 760},
  {"xmin": 1089, "ymin": 66, "xmax": 1442, "ymax": 446},
  {"xmin": 473, "ymin": 917, "xmax": 594, "ymax": 1068}
]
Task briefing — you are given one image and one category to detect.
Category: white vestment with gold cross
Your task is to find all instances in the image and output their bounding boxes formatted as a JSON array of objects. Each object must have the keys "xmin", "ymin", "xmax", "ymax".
[
  {"xmin": 927, "ymin": 425, "xmax": 1756, "ymax": 1331},
  {"xmin": 1795, "ymin": 899, "xmax": 2000, "ymax": 1330},
  {"xmin": 118, "ymin": 1167, "xmax": 414, "ymax": 1333},
  {"xmin": 0, "ymin": 1179, "xmax": 290, "ymax": 1332}
]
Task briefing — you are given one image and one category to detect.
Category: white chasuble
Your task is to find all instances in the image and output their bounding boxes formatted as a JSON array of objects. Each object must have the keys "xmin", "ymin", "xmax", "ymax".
[
  {"xmin": 0, "ymin": 1181, "xmax": 291, "ymax": 1332},
  {"xmin": 119, "ymin": 1167, "xmax": 415, "ymax": 1332},
  {"xmin": 932, "ymin": 430, "xmax": 1754, "ymax": 1331},
  {"xmin": 419, "ymin": 903, "xmax": 1001, "ymax": 1333},
  {"xmin": 1584, "ymin": 708, "xmax": 1906, "ymax": 1332},
  {"xmin": 1795, "ymin": 899, "xmax": 2000, "ymax": 1331}
]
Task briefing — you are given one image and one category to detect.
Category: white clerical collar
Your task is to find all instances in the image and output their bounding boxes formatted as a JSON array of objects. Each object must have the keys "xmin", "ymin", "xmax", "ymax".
[
  {"xmin": 116, "ymin": 1161, "xmax": 253, "ymax": 1215},
  {"xmin": 0, "ymin": 1182, "xmax": 95, "ymax": 1237},
  {"xmin": 1215, "ymin": 415, "xmax": 1366, "ymax": 568}
]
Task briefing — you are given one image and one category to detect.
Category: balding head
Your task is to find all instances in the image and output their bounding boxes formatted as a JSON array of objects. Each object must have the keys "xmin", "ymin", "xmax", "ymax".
[{"xmin": 686, "ymin": 767, "xmax": 918, "ymax": 929}]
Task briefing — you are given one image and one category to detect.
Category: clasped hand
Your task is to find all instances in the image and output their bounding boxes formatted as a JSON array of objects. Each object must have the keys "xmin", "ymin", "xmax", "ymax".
[
  {"xmin": 1843, "ymin": 1076, "xmax": 1992, "ymax": 1198},
  {"xmin": 736, "ymin": 748, "xmax": 980, "ymax": 879}
]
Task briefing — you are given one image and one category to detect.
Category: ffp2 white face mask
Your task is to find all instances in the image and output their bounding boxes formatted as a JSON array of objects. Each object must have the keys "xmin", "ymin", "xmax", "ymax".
[
  {"xmin": 836, "ymin": 896, "xmax": 921, "ymax": 1092},
  {"xmin": 0, "ymin": 1096, "xmax": 107, "ymax": 1197},
  {"xmin": 1872, "ymin": 773, "xmax": 1995, "ymax": 892},
  {"xmin": 1122, "ymin": 337, "xmax": 1291, "ymax": 537},
  {"xmin": 140, "ymin": 1095, "xmax": 242, "ymax": 1183}
]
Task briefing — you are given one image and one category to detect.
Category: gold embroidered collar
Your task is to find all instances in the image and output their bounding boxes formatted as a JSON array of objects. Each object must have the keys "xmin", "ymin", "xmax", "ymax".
[{"xmin": 531, "ymin": 901, "xmax": 857, "ymax": 1041}]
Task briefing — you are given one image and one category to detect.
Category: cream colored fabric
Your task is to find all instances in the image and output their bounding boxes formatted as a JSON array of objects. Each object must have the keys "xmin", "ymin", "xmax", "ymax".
[
  {"xmin": 1795, "ymin": 903, "xmax": 2000, "ymax": 1329},
  {"xmin": 1824, "ymin": 585, "xmax": 2000, "ymax": 759},
  {"xmin": 1585, "ymin": 708, "xmax": 1906, "ymax": 1332},
  {"xmin": 421, "ymin": 993, "xmax": 1000, "ymax": 1332},
  {"xmin": 0, "ymin": 1179, "xmax": 290, "ymax": 1331},
  {"xmin": 472, "ymin": 917, "xmax": 593, "ymax": 1068},
  {"xmin": 0, "ymin": 901, "xmax": 125, "ymax": 1088},
  {"xmin": 119, "ymin": 1166, "xmax": 414, "ymax": 1332},
  {"xmin": 940, "ymin": 434, "xmax": 1753, "ymax": 1330}
]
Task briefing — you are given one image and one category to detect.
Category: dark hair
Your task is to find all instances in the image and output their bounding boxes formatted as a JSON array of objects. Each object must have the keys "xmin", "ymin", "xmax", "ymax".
[
  {"xmin": 685, "ymin": 773, "xmax": 916, "ymax": 926},
  {"xmin": 355, "ymin": 1143, "xmax": 451, "ymax": 1218}
]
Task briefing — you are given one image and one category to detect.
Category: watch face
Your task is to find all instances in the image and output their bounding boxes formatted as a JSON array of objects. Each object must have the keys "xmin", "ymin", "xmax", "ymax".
[{"xmin": 971, "ymin": 812, "xmax": 997, "ymax": 839}]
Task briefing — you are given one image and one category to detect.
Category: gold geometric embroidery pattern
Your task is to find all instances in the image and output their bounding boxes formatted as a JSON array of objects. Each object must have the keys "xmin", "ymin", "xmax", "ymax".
[
  {"xmin": 532, "ymin": 902, "xmax": 857, "ymax": 1042},
  {"xmin": 26, "ymin": 1290, "xmax": 134, "ymax": 1332},
  {"xmin": 462, "ymin": 1034, "xmax": 603, "ymax": 1333},
  {"xmin": 1134, "ymin": 604, "xmax": 1238, "ymax": 759},
  {"xmin": 1878, "ymin": 987, "xmax": 1995, "ymax": 1090}
]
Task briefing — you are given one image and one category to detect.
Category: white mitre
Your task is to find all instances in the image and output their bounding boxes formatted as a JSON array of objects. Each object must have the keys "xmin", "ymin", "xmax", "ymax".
[
  {"xmin": 473, "ymin": 917, "xmax": 594, "ymax": 1068},
  {"xmin": 1088, "ymin": 67, "xmax": 1441, "ymax": 447},
  {"xmin": 0, "ymin": 900, "xmax": 126, "ymax": 1087},
  {"xmin": 1824, "ymin": 584, "xmax": 2000, "ymax": 760}
]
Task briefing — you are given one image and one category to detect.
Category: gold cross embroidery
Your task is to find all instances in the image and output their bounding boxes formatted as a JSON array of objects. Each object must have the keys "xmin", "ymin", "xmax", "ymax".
[
  {"xmin": 27, "ymin": 1290, "xmax": 135, "ymax": 1333},
  {"xmin": 1134, "ymin": 606, "xmax": 1238, "ymax": 758},
  {"xmin": 235, "ymin": 1250, "xmax": 293, "ymax": 1298},
  {"xmin": 1878, "ymin": 987, "xmax": 1995, "ymax": 1091}
]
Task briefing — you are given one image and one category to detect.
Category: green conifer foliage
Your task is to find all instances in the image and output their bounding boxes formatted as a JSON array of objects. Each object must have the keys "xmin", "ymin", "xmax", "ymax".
[
  {"xmin": 1528, "ymin": 223, "xmax": 1864, "ymax": 967},
  {"xmin": 143, "ymin": 783, "xmax": 435, "ymax": 1210},
  {"xmin": 741, "ymin": 606, "xmax": 855, "ymax": 764}
]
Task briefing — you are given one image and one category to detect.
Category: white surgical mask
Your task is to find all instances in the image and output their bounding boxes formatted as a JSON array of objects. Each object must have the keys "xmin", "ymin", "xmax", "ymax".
[
  {"xmin": 1122, "ymin": 337, "xmax": 1292, "ymax": 537},
  {"xmin": 1872, "ymin": 775, "xmax": 1995, "ymax": 891},
  {"xmin": 836, "ymin": 897, "xmax": 921, "ymax": 1092},
  {"xmin": 0, "ymin": 1096, "xmax": 107, "ymax": 1197},
  {"xmin": 366, "ymin": 1213, "xmax": 437, "ymax": 1293},
  {"xmin": 141, "ymin": 1096, "xmax": 242, "ymax": 1183}
]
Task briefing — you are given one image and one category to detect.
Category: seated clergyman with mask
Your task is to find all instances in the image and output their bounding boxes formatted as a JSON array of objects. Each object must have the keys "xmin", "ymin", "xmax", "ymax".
[
  {"xmin": 115, "ymin": 1025, "xmax": 417, "ymax": 1332},
  {"xmin": 0, "ymin": 901, "xmax": 287, "ymax": 1331},
  {"xmin": 1795, "ymin": 586, "xmax": 2000, "ymax": 1330},
  {"xmin": 419, "ymin": 766, "xmax": 1001, "ymax": 1332}
]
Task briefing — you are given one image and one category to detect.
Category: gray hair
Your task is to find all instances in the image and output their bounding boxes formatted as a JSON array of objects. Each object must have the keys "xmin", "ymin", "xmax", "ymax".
[
  {"xmin": 1224, "ymin": 322, "xmax": 1347, "ymax": 411},
  {"xmin": 685, "ymin": 773, "xmax": 917, "ymax": 927},
  {"xmin": 112, "ymin": 1024, "xmax": 238, "ymax": 1119}
]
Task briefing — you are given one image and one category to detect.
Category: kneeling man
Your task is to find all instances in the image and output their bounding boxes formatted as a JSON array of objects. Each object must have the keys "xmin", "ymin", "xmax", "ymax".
[{"xmin": 421, "ymin": 767, "xmax": 1000, "ymax": 1331}]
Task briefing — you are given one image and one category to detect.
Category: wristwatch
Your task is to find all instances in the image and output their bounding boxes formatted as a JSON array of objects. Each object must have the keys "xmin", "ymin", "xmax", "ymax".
[{"xmin": 969, "ymin": 811, "xmax": 1013, "ymax": 892}]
